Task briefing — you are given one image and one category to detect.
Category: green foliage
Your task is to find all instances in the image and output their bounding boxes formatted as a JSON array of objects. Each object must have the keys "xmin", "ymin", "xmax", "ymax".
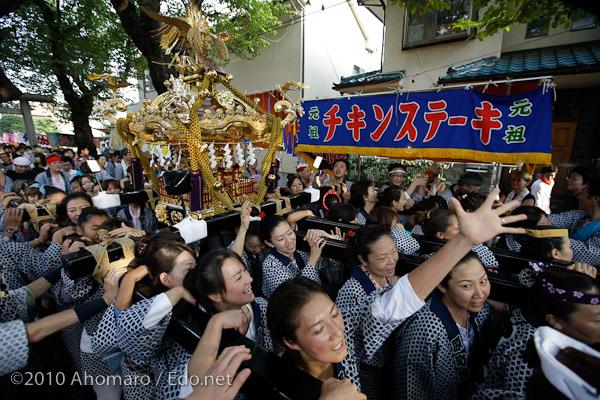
[
  {"xmin": 158, "ymin": 0, "xmax": 293, "ymax": 61},
  {"xmin": 0, "ymin": 114, "xmax": 24, "ymax": 132},
  {"xmin": 1, "ymin": 0, "xmax": 146, "ymax": 101},
  {"xmin": 351, "ymin": 156, "xmax": 446, "ymax": 187},
  {"xmin": 394, "ymin": 0, "xmax": 584, "ymax": 41},
  {"xmin": 0, "ymin": 114, "xmax": 57, "ymax": 133},
  {"xmin": 34, "ymin": 117, "xmax": 58, "ymax": 133}
]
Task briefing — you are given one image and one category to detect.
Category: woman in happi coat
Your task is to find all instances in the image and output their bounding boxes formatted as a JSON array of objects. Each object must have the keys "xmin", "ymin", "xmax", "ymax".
[
  {"xmin": 547, "ymin": 174, "xmax": 600, "ymax": 266},
  {"xmin": 227, "ymin": 201, "xmax": 269, "ymax": 296},
  {"xmin": 111, "ymin": 234, "xmax": 196, "ymax": 400},
  {"xmin": 349, "ymin": 180, "xmax": 378, "ymax": 225},
  {"xmin": 334, "ymin": 224, "xmax": 404, "ymax": 399},
  {"xmin": 267, "ymin": 189, "xmax": 526, "ymax": 398},
  {"xmin": 378, "ymin": 185, "xmax": 414, "ymax": 231},
  {"xmin": 259, "ymin": 214, "xmax": 326, "ymax": 299},
  {"xmin": 392, "ymin": 251, "xmax": 499, "ymax": 400},
  {"xmin": 175, "ymin": 248, "xmax": 274, "ymax": 398},
  {"xmin": 519, "ymin": 226, "xmax": 598, "ymax": 273}
]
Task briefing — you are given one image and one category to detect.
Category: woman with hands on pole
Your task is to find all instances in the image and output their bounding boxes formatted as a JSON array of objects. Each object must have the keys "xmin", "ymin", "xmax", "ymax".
[
  {"xmin": 259, "ymin": 214, "xmax": 327, "ymax": 299},
  {"xmin": 110, "ymin": 234, "xmax": 197, "ymax": 400},
  {"xmin": 266, "ymin": 189, "xmax": 526, "ymax": 397}
]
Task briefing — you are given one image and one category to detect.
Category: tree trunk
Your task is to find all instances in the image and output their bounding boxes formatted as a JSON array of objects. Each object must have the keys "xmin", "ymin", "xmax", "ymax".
[
  {"xmin": 34, "ymin": 0, "xmax": 98, "ymax": 153},
  {"xmin": 69, "ymin": 100, "xmax": 96, "ymax": 153},
  {"xmin": 111, "ymin": 0, "xmax": 176, "ymax": 94}
]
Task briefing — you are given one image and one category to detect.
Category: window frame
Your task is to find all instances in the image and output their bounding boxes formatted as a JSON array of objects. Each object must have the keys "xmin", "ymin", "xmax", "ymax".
[{"xmin": 402, "ymin": 1, "xmax": 477, "ymax": 49}]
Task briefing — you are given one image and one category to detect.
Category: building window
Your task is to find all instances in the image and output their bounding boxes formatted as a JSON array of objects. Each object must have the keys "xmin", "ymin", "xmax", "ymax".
[
  {"xmin": 403, "ymin": 0, "xmax": 474, "ymax": 49},
  {"xmin": 353, "ymin": 65, "xmax": 365, "ymax": 75},
  {"xmin": 526, "ymin": 14, "xmax": 550, "ymax": 38},
  {"xmin": 571, "ymin": 10, "xmax": 597, "ymax": 31}
]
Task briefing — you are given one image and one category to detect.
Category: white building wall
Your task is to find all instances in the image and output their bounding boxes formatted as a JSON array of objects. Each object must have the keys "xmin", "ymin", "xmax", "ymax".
[{"xmin": 302, "ymin": 0, "xmax": 383, "ymax": 100}]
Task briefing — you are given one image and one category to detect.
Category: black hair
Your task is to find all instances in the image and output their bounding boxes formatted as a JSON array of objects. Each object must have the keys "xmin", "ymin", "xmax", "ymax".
[
  {"xmin": 387, "ymin": 163, "xmax": 406, "ymax": 173},
  {"xmin": 184, "ymin": 249, "xmax": 244, "ymax": 313},
  {"xmin": 508, "ymin": 206, "xmax": 548, "ymax": 229},
  {"xmin": 530, "ymin": 267, "xmax": 599, "ymax": 323},
  {"xmin": 77, "ymin": 207, "xmax": 108, "ymax": 227},
  {"xmin": 100, "ymin": 217, "xmax": 132, "ymax": 232},
  {"xmin": 331, "ymin": 158, "xmax": 349, "ymax": 171},
  {"xmin": 366, "ymin": 206, "xmax": 398, "ymax": 231},
  {"xmin": 320, "ymin": 187, "xmax": 341, "ymax": 212},
  {"xmin": 378, "ymin": 186, "xmax": 403, "ymax": 208},
  {"xmin": 349, "ymin": 224, "xmax": 391, "ymax": 265},
  {"xmin": 61, "ymin": 156, "xmax": 73, "ymax": 163},
  {"xmin": 259, "ymin": 214, "xmax": 289, "ymax": 243},
  {"xmin": 62, "ymin": 192, "xmax": 92, "ymax": 208},
  {"xmin": 571, "ymin": 165, "xmax": 599, "ymax": 185},
  {"xmin": 267, "ymin": 277, "xmax": 329, "ymax": 368},
  {"xmin": 142, "ymin": 237, "xmax": 194, "ymax": 292},
  {"xmin": 408, "ymin": 195, "xmax": 448, "ymax": 216},
  {"xmin": 518, "ymin": 225, "xmax": 569, "ymax": 260},
  {"xmin": 457, "ymin": 172, "xmax": 483, "ymax": 188},
  {"xmin": 328, "ymin": 202, "xmax": 357, "ymax": 223},
  {"xmin": 349, "ymin": 179, "xmax": 373, "ymax": 209},
  {"xmin": 34, "ymin": 153, "xmax": 47, "ymax": 167},
  {"xmin": 43, "ymin": 186, "xmax": 66, "ymax": 199},
  {"xmin": 246, "ymin": 221, "xmax": 260, "ymax": 240},
  {"xmin": 540, "ymin": 165, "xmax": 558, "ymax": 175},
  {"xmin": 416, "ymin": 208, "xmax": 456, "ymax": 238},
  {"xmin": 439, "ymin": 251, "xmax": 482, "ymax": 288},
  {"xmin": 586, "ymin": 173, "xmax": 600, "ymax": 198},
  {"xmin": 460, "ymin": 193, "xmax": 486, "ymax": 212},
  {"xmin": 287, "ymin": 175, "xmax": 302, "ymax": 189}
]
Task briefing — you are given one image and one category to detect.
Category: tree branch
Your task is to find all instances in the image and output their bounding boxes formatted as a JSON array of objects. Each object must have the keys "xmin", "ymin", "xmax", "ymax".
[
  {"xmin": 0, "ymin": 0, "xmax": 27, "ymax": 18},
  {"xmin": 0, "ymin": 64, "xmax": 23, "ymax": 102}
]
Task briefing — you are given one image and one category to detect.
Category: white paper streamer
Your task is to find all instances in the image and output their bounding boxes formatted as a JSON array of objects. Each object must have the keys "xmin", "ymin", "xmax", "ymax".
[
  {"xmin": 223, "ymin": 144, "xmax": 232, "ymax": 168},
  {"xmin": 304, "ymin": 186, "xmax": 320, "ymax": 203},
  {"xmin": 209, "ymin": 142, "xmax": 217, "ymax": 169},
  {"xmin": 173, "ymin": 217, "xmax": 208, "ymax": 244},
  {"xmin": 247, "ymin": 143, "xmax": 256, "ymax": 167},
  {"xmin": 92, "ymin": 192, "xmax": 121, "ymax": 209},
  {"xmin": 235, "ymin": 143, "xmax": 245, "ymax": 167},
  {"xmin": 175, "ymin": 146, "xmax": 182, "ymax": 170}
]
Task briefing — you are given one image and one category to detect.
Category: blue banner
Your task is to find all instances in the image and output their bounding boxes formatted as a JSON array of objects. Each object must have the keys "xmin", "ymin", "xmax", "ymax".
[{"xmin": 297, "ymin": 87, "xmax": 552, "ymax": 164}]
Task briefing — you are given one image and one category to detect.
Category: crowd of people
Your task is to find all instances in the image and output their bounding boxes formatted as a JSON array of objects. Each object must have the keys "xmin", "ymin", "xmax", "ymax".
[{"xmin": 1, "ymin": 142, "xmax": 599, "ymax": 400}]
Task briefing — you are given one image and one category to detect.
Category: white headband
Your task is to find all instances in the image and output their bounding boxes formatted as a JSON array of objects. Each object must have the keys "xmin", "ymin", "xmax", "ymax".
[{"xmin": 388, "ymin": 168, "xmax": 406, "ymax": 175}]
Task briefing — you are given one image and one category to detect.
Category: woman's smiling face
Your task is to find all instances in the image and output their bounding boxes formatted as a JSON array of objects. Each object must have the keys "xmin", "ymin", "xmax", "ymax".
[{"xmin": 285, "ymin": 293, "xmax": 347, "ymax": 365}]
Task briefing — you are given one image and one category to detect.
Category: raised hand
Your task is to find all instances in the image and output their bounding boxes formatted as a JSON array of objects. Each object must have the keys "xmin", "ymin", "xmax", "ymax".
[
  {"xmin": 240, "ymin": 200, "xmax": 251, "ymax": 232},
  {"xmin": 102, "ymin": 267, "xmax": 128, "ymax": 303},
  {"xmin": 449, "ymin": 188, "xmax": 526, "ymax": 247},
  {"xmin": 4, "ymin": 207, "xmax": 23, "ymax": 230},
  {"xmin": 60, "ymin": 239, "xmax": 86, "ymax": 255},
  {"xmin": 567, "ymin": 262, "xmax": 597, "ymax": 279},
  {"xmin": 319, "ymin": 378, "xmax": 366, "ymax": 400},
  {"xmin": 185, "ymin": 345, "xmax": 252, "ymax": 400},
  {"xmin": 38, "ymin": 223, "xmax": 59, "ymax": 243}
]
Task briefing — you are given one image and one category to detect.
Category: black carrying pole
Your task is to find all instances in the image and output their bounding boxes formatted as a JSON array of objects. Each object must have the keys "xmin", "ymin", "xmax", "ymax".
[{"xmin": 63, "ymin": 193, "xmax": 312, "ymax": 279}]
